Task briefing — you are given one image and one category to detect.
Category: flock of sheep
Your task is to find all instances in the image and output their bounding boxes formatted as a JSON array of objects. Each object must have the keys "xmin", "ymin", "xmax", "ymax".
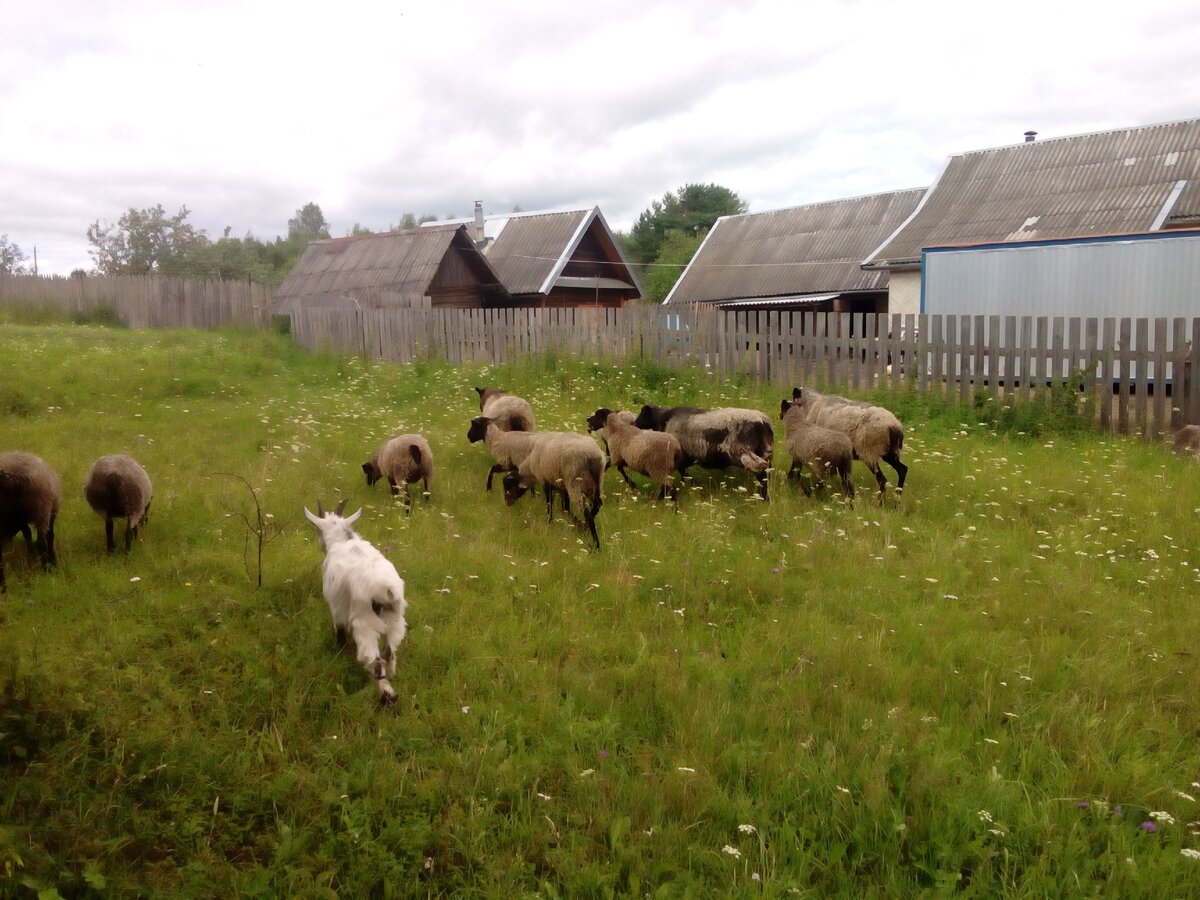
[
  {"xmin": 0, "ymin": 451, "xmax": 152, "ymax": 592},
  {"xmin": 6, "ymin": 382, "xmax": 1195, "ymax": 703}
]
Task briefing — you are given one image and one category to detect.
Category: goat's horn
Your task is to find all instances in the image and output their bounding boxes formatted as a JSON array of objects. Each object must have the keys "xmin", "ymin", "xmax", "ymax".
[
  {"xmin": 334, "ymin": 498, "xmax": 348, "ymax": 516},
  {"xmin": 317, "ymin": 499, "xmax": 325, "ymax": 518}
]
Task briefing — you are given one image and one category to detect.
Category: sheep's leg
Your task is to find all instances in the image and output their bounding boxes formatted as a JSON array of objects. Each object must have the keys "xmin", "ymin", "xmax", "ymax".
[
  {"xmin": 388, "ymin": 477, "xmax": 399, "ymax": 497},
  {"xmin": 403, "ymin": 484, "xmax": 413, "ymax": 516},
  {"xmin": 422, "ymin": 477, "xmax": 431, "ymax": 503},
  {"xmin": 756, "ymin": 471, "xmax": 770, "ymax": 501},
  {"xmin": 20, "ymin": 524, "xmax": 34, "ymax": 556},
  {"xmin": 584, "ymin": 495, "xmax": 602, "ymax": 550},
  {"xmin": 40, "ymin": 516, "xmax": 57, "ymax": 568},
  {"xmin": 486, "ymin": 464, "xmax": 507, "ymax": 491},
  {"xmin": 839, "ymin": 467, "xmax": 856, "ymax": 503},
  {"xmin": 544, "ymin": 485, "xmax": 556, "ymax": 523},
  {"xmin": 104, "ymin": 516, "xmax": 117, "ymax": 553},
  {"xmin": 349, "ymin": 618, "xmax": 397, "ymax": 705},
  {"xmin": 616, "ymin": 463, "xmax": 638, "ymax": 490},
  {"xmin": 867, "ymin": 462, "xmax": 888, "ymax": 503},
  {"xmin": 883, "ymin": 451, "xmax": 908, "ymax": 493},
  {"xmin": 124, "ymin": 517, "xmax": 135, "ymax": 553}
]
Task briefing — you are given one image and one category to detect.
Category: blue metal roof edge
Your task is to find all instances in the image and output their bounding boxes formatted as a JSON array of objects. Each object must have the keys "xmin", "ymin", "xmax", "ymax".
[{"xmin": 922, "ymin": 228, "xmax": 1200, "ymax": 256}]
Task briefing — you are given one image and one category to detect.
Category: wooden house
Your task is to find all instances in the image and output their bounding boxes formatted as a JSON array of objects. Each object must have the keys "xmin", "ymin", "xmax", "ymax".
[{"xmin": 270, "ymin": 224, "xmax": 508, "ymax": 315}]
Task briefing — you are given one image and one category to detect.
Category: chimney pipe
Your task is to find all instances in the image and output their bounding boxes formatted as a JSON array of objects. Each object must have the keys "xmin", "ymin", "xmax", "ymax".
[
  {"xmin": 1023, "ymin": 130, "xmax": 1037, "ymax": 143},
  {"xmin": 473, "ymin": 201, "xmax": 485, "ymax": 243}
]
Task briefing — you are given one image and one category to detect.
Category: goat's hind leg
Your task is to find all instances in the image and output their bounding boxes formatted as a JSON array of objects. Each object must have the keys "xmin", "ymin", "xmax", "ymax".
[{"xmin": 349, "ymin": 618, "xmax": 397, "ymax": 704}]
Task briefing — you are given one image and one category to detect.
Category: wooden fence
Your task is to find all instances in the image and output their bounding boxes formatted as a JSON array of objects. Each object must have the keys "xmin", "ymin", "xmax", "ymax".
[
  {"xmin": 0, "ymin": 274, "xmax": 272, "ymax": 329},
  {"xmin": 288, "ymin": 304, "xmax": 1199, "ymax": 437},
  {"xmin": 2, "ymin": 274, "xmax": 1196, "ymax": 436}
]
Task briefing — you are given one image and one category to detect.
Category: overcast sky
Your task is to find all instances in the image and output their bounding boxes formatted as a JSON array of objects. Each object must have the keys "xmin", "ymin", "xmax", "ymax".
[{"xmin": 3, "ymin": 0, "xmax": 1199, "ymax": 276}]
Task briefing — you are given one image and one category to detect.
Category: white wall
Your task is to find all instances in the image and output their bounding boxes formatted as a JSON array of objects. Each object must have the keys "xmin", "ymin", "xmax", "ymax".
[{"xmin": 886, "ymin": 270, "xmax": 921, "ymax": 316}]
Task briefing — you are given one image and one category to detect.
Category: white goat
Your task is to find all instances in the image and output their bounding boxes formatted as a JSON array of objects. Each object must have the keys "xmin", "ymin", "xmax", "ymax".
[{"xmin": 304, "ymin": 500, "xmax": 408, "ymax": 705}]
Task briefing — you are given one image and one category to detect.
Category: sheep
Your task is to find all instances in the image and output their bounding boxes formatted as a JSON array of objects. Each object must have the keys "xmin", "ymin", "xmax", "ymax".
[
  {"xmin": 474, "ymin": 386, "xmax": 536, "ymax": 432},
  {"xmin": 502, "ymin": 433, "xmax": 605, "ymax": 550},
  {"xmin": 586, "ymin": 407, "xmax": 684, "ymax": 502},
  {"xmin": 633, "ymin": 404, "xmax": 774, "ymax": 500},
  {"xmin": 466, "ymin": 415, "xmax": 543, "ymax": 492},
  {"xmin": 587, "ymin": 408, "xmax": 636, "ymax": 462},
  {"xmin": 1175, "ymin": 424, "xmax": 1200, "ymax": 460},
  {"xmin": 0, "ymin": 451, "xmax": 62, "ymax": 592},
  {"xmin": 304, "ymin": 500, "xmax": 408, "ymax": 705},
  {"xmin": 778, "ymin": 399, "xmax": 855, "ymax": 501},
  {"xmin": 362, "ymin": 434, "xmax": 433, "ymax": 511},
  {"xmin": 83, "ymin": 454, "xmax": 153, "ymax": 553},
  {"xmin": 789, "ymin": 386, "xmax": 907, "ymax": 502}
]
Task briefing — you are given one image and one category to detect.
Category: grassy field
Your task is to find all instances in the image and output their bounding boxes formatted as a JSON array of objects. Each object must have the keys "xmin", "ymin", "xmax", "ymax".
[{"xmin": 1, "ymin": 318, "xmax": 1198, "ymax": 898}]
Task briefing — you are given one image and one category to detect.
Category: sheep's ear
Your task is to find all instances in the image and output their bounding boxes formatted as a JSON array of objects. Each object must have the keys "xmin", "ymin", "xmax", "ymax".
[
  {"xmin": 334, "ymin": 498, "xmax": 348, "ymax": 516},
  {"xmin": 304, "ymin": 506, "xmax": 322, "ymax": 526},
  {"xmin": 780, "ymin": 399, "xmax": 791, "ymax": 419},
  {"xmin": 344, "ymin": 508, "xmax": 363, "ymax": 525},
  {"xmin": 792, "ymin": 387, "xmax": 802, "ymax": 400},
  {"xmin": 474, "ymin": 386, "xmax": 485, "ymax": 397}
]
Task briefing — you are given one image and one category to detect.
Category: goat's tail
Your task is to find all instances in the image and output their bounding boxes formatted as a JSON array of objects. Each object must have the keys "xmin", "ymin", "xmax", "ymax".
[{"xmin": 362, "ymin": 584, "xmax": 405, "ymax": 635}]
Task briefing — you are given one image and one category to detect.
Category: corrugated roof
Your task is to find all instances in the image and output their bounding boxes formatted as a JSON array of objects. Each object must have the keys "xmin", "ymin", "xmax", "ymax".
[
  {"xmin": 865, "ymin": 118, "xmax": 1200, "ymax": 267},
  {"xmin": 274, "ymin": 225, "xmax": 503, "ymax": 310},
  {"xmin": 483, "ymin": 209, "xmax": 590, "ymax": 294},
  {"xmin": 664, "ymin": 189, "xmax": 925, "ymax": 305}
]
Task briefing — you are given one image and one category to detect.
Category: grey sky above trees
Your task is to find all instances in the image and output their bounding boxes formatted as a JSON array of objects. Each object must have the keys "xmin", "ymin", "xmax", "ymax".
[{"xmin": 3, "ymin": 0, "xmax": 1200, "ymax": 275}]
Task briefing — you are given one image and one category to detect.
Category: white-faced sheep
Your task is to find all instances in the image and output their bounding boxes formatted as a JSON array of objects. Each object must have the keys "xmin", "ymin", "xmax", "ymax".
[
  {"xmin": 304, "ymin": 500, "xmax": 408, "ymax": 705},
  {"xmin": 586, "ymin": 407, "xmax": 684, "ymax": 503},
  {"xmin": 502, "ymin": 433, "xmax": 605, "ymax": 549},
  {"xmin": 778, "ymin": 398, "xmax": 855, "ymax": 501},
  {"xmin": 466, "ymin": 416, "xmax": 543, "ymax": 492},
  {"xmin": 362, "ymin": 434, "xmax": 433, "ymax": 511},
  {"xmin": 83, "ymin": 454, "xmax": 153, "ymax": 553},
  {"xmin": 633, "ymin": 404, "xmax": 774, "ymax": 500},
  {"xmin": 474, "ymin": 386, "xmax": 536, "ymax": 432},
  {"xmin": 789, "ymin": 386, "xmax": 907, "ymax": 502},
  {"xmin": 1174, "ymin": 424, "xmax": 1200, "ymax": 460},
  {"xmin": 0, "ymin": 451, "xmax": 62, "ymax": 592}
]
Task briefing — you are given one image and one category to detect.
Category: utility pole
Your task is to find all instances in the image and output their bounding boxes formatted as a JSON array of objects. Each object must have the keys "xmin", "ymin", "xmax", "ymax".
[{"xmin": 32, "ymin": 246, "xmax": 38, "ymax": 276}]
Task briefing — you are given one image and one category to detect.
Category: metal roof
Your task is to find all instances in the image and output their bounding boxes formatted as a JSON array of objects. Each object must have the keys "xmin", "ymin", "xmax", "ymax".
[
  {"xmin": 715, "ymin": 292, "xmax": 840, "ymax": 309},
  {"xmin": 865, "ymin": 117, "xmax": 1200, "ymax": 268},
  {"xmin": 663, "ymin": 189, "xmax": 925, "ymax": 305},
  {"xmin": 273, "ymin": 225, "xmax": 504, "ymax": 311},
  {"xmin": 483, "ymin": 207, "xmax": 641, "ymax": 297}
]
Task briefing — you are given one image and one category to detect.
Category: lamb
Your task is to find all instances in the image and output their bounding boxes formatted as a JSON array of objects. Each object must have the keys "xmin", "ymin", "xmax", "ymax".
[
  {"xmin": 502, "ymin": 433, "xmax": 605, "ymax": 550},
  {"xmin": 304, "ymin": 500, "xmax": 408, "ymax": 705},
  {"xmin": 83, "ymin": 454, "xmax": 153, "ymax": 553},
  {"xmin": 474, "ymin": 386, "xmax": 536, "ymax": 432},
  {"xmin": 778, "ymin": 398, "xmax": 855, "ymax": 501},
  {"xmin": 586, "ymin": 407, "xmax": 684, "ymax": 502},
  {"xmin": 362, "ymin": 434, "xmax": 433, "ymax": 511},
  {"xmin": 633, "ymin": 404, "xmax": 774, "ymax": 500},
  {"xmin": 1175, "ymin": 424, "xmax": 1200, "ymax": 460},
  {"xmin": 0, "ymin": 451, "xmax": 62, "ymax": 592},
  {"xmin": 466, "ymin": 416, "xmax": 543, "ymax": 492},
  {"xmin": 788, "ymin": 386, "xmax": 907, "ymax": 502}
]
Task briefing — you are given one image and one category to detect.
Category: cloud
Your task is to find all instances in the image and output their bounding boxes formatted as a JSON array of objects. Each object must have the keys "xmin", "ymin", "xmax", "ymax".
[{"xmin": 3, "ymin": 0, "xmax": 1200, "ymax": 274}]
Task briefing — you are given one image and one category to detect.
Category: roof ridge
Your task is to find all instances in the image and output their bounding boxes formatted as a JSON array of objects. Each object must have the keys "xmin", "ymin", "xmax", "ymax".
[{"xmin": 954, "ymin": 115, "xmax": 1200, "ymax": 158}]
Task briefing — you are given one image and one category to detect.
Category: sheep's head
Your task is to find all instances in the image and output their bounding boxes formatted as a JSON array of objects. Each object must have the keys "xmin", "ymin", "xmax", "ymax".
[
  {"xmin": 475, "ymin": 386, "xmax": 506, "ymax": 411},
  {"xmin": 586, "ymin": 408, "xmax": 613, "ymax": 433},
  {"xmin": 633, "ymin": 404, "xmax": 662, "ymax": 430},
  {"xmin": 466, "ymin": 416, "xmax": 492, "ymax": 444},
  {"xmin": 780, "ymin": 399, "xmax": 796, "ymax": 420},
  {"xmin": 304, "ymin": 500, "xmax": 362, "ymax": 550},
  {"xmin": 362, "ymin": 459, "xmax": 382, "ymax": 486},
  {"xmin": 501, "ymin": 471, "xmax": 529, "ymax": 506}
]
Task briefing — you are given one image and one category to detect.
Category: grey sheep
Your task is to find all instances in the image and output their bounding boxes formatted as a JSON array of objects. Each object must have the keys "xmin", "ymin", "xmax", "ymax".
[
  {"xmin": 0, "ymin": 451, "xmax": 62, "ymax": 591},
  {"xmin": 467, "ymin": 415, "xmax": 544, "ymax": 492},
  {"xmin": 789, "ymin": 386, "xmax": 907, "ymax": 501},
  {"xmin": 779, "ymin": 398, "xmax": 855, "ymax": 501},
  {"xmin": 633, "ymin": 404, "xmax": 774, "ymax": 500},
  {"xmin": 1175, "ymin": 424, "xmax": 1200, "ymax": 460},
  {"xmin": 502, "ymin": 433, "xmax": 605, "ymax": 550},
  {"xmin": 475, "ymin": 386, "xmax": 536, "ymax": 432},
  {"xmin": 362, "ymin": 435, "xmax": 433, "ymax": 511},
  {"xmin": 586, "ymin": 407, "xmax": 684, "ymax": 503},
  {"xmin": 84, "ymin": 454, "xmax": 153, "ymax": 553}
]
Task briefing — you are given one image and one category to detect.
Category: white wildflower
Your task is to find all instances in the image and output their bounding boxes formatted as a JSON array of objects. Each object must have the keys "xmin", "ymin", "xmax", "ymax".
[
  {"xmin": 738, "ymin": 824, "xmax": 757, "ymax": 834},
  {"xmin": 1181, "ymin": 848, "xmax": 1200, "ymax": 860},
  {"xmin": 1150, "ymin": 811, "xmax": 1176, "ymax": 825},
  {"xmin": 721, "ymin": 845, "xmax": 741, "ymax": 858}
]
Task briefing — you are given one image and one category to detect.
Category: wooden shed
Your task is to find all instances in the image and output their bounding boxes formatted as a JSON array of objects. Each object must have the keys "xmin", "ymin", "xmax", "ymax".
[
  {"xmin": 432, "ymin": 206, "xmax": 641, "ymax": 307},
  {"xmin": 270, "ymin": 224, "xmax": 509, "ymax": 315}
]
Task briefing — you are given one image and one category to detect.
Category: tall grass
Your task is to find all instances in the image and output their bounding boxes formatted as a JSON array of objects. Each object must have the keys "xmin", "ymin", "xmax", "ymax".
[{"xmin": 1, "ymin": 320, "xmax": 1198, "ymax": 897}]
